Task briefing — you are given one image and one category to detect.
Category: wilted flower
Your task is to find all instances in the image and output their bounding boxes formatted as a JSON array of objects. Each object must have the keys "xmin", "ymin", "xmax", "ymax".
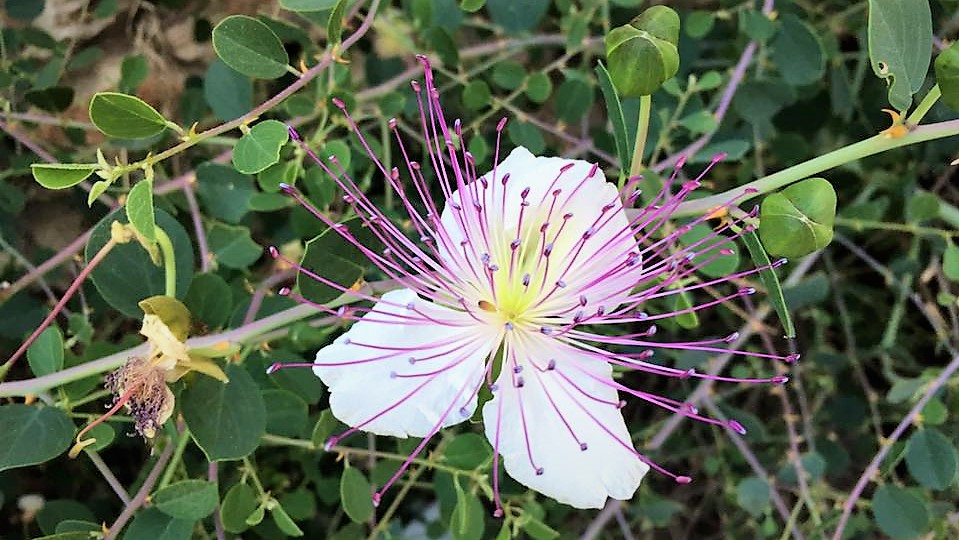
[
  {"xmin": 268, "ymin": 57, "xmax": 794, "ymax": 512},
  {"xmin": 72, "ymin": 297, "xmax": 229, "ymax": 453}
]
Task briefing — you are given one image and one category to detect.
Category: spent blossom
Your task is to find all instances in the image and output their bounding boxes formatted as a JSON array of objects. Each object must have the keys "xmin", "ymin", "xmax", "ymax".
[{"xmin": 268, "ymin": 56, "xmax": 794, "ymax": 512}]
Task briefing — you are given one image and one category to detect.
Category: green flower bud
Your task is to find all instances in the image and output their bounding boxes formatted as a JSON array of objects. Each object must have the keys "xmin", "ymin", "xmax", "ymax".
[{"xmin": 604, "ymin": 6, "xmax": 681, "ymax": 97}]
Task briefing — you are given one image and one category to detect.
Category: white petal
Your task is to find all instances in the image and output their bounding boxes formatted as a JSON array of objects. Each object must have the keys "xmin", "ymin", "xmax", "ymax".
[
  {"xmin": 482, "ymin": 334, "xmax": 648, "ymax": 509},
  {"xmin": 314, "ymin": 289, "xmax": 493, "ymax": 438},
  {"xmin": 438, "ymin": 146, "xmax": 639, "ymax": 312}
]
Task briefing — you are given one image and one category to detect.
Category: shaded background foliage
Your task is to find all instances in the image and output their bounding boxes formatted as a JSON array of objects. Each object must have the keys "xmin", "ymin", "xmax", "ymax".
[{"xmin": 1, "ymin": 0, "xmax": 959, "ymax": 539}]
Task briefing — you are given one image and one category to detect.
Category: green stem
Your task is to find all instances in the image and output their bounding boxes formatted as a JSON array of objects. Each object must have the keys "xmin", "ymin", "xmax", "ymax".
[
  {"xmin": 672, "ymin": 118, "xmax": 959, "ymax": 218},
  {"xmin": 158, "ymin": 426, "xmax": 192, "ymax": 490},
  {"xmin": 154, "ymin": 227, "xmax": 177, "ymax": 297},
  {"xmin": 626, "ymin": 94, "xmax": 652, "ymax": 187},
  {"xmin": 907, "ymin": 84, "xmax": 941, "ymax": 125}
]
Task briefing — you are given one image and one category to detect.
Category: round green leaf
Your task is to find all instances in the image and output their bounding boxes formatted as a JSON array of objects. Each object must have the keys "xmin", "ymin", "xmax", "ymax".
[
  {"xmin": 0, "ymin": 404, "xmax": 74, "ymax": 472},
  {"xmin": 196, "ymin": 162, "xmax": 255, "ymax": 224},
  {"xmin": 30, "ymin": 163, "xmax": 97, "ymax": 190},
  {"xmin": 298, "ymin": 218, "xmax": 380, "ymax": 304},
  {"xmin": 27, "ymin": 325, "xmax": 64, "ymax": 377},
  {"xmin": 232, "ymin": 120, "xmax": 290, "ymax": 174},
  {"xmin": 771, "ymin": 14, "xmax": 826, "ymax": 86},
  {"xmin": 735, "ymin": 477, "xmax": 770, "ymax": 517},
  {"xmin": 905, "ymin": 428, "xmax": 958, "ymax": 490},
  {"xmin": 124, "ymin": 507, "xmax": 194, "ymax": 540},
  {"xmin": 207, "ymin": 222, "xmax": 263, "ymax": 269},
  {"xmin": 184, "ymin": 273, "xmax": 233, "ymax": 329},
  {"xmin": 212, "ymin": 15, "xmax": 289, "ymax": 79},
  {"xmin": 871, "ymin": 484, "xmax": 929, "ymax": 539},
  {"xmin": 36, "ymin": 500, "xmax": 96, "ymax": 535},
  {"xmin": 85, "ymin": 208, "xmax": 194, "ymax": 318},
  {"xmin": 89, "ymin": 92, "xmax": 168, "ymax": 139},
  {"xmin": 525, "ymin": 72, "xmax": 553, "ymax": 103},
  {"xmin": 461, "ymin": 0, "xmax": 485, "ymax": 13},
  {"xmin": 935, "ymin": 41, "xmax": 959, "ymax": 113},
  {"xmin": 554, "ymin": 76, "xmax": 594, "ymax": 124},
  {"xmin": 759, "ymin": 177, "xmax": 837, "ymax": 258},
  {"xmin": 220, "ymin": 483, "xmax": 258, "ymax": 534},
  {"xmin": 153, "ymin": 480, "xmax": 219, "ymax": 520},
  {"xmin": 462, "ymin": 80, "xmax": 491, "ymax": 112},
  {"xmin": 204, "ymin": 59, "xmax": 253, "ymax": 122},
  {"xmin": 182, "ymin": 363, "xmax": 266, "ymax": 461},
  {"xmin": 485, "ymin": 0, "xmax": 548, "ymax": 32},
  {"xmin": 340, "ymin": 466, "xmax": 374, "ymax": 523},
  {"xmin": 444, "ymin": 432, "xmax": 492, "ymax": 469},
  {"xmin": 263, "ymin": 388, "xmax": 309, "ymax": 437},
  {"xmin": 125, "ymin": 179, "xmax": 156, "ymax": 242}
]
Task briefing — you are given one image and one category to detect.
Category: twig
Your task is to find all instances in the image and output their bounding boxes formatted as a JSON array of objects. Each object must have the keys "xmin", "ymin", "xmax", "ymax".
[
  {"xmin": 86, "ymin": 450, "xmax": 132, "ymax": 505},
  {"xmin": 242, "ymin": 269, "xmax": 295, "ymax": 326},
  {"xmin": 104, "ymin": 436, "xmax": 176, "ymax": 540},
  {"xmin": 0, "ymin": 234, "xmax": 66, "ymax": 315},
  {"xmin": 182, "ymin": 180, "xmax": 211, "ymax": 273},
  {"xmin": 209, "ymin": 462, "xmax": 226, "ymax": 540},
  {"xmin": 4, "ymin": 239, "xmax": 116, "ymax": 370}
]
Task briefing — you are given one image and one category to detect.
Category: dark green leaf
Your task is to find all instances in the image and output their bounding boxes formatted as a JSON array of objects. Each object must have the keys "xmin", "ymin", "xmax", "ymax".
[
  {"xmin": 771, "ymin": 14, "xmax": 826, "ymax": 86},
  {"xmin": 86, "ymin": 208, "xmax": 194, "ymax": 317},
  {"xmin": 232, "ymin": 120, "xmax": 290, "ymax": 174},
  {"xmin": 340, "ymin": 466, "xmax": 374, "ymax": 523},
  {"xmin": 554, "ymin": 76, "xmax": 594, "ymax": 124},
  {"xmin": 680, "ymin": 223, "xmax": 740, "ymax": 278},
  {"xmin": 444, "ymin": 432, "xmax": 491, "ymax": 469},
  {"xmin": 182, "ymin": 363, "xmax": 267, "ymax": 461},
  {"xmin": 461, "ymin": 0, "xmax": 485, "ymax": 13},
  {"xmin": 36, "ymin": 500, "xmax": 95, "ymax": 535},
  {"xmin": 25, "ymin": 87, "xmax": 74, "ymax": 112},
  {"xmin": 0, "ymin": 404, "xmax": 74, "ymax": 472},
  {"xmin": 867, "ymin": 0, "xmax": 932, "ymax": 111},
  {"xmin": 196, "ymin": 162, "xmax": 255, "ymax": 224},
  {"xmin": 184, "ymin": 273, "xmax": 233, "ymax": 329},
  {"xmin": 120, "ymin": 54, "xmax": 149, "ymax": 93},
  {"xmin": 944, "ymin": 243, "xmax": 959, "ymax": 281},
  {"xmin": 212, "ymin": 15, "xmax": 289, "ymax": 79},
  {"xmin": 27, "ymin": 326, "xmax": 64, "ymax": 377},
  {"xmin": 263, "ymin": 389, "xmax": 309, "ymax": 437},
  {"xmin": 522, "ymin": 518, "xmax": 559, "ymax": 540},
  {"xmin": 88, "ymin": 92, "xmax": 168, "ymax": 139},
  {"xmin": 124, "ymin": 507, "xmax": 194, "ymax": 540},
  {"xmin": 905, "ymin": 428, "xmax": 958, "ymax": 490},
  {"xmin": 270, "ymin": 503, "xmax": 305, "ymax": 537},
  {"xmin": 735, "ymin": 477, "xmax": 770, "ymax": 517},
  {"xmin": 220, "ymin": 483, "xmax": 259, "ymax": 533},
  {"xmin": 297, "ymin": 218, "xmax": 378, "ymax": 304},
  {"xmin": 31, "ymin": 163, "xmax": 97, "ymax": 190},
  {"xmin": 6, "ymin": 0, "xmax": 45, "ymax": 20},
  {"xmin": 204, "ymin": 60, "xmax": 253, "ymax": 122},
  {"xmin": 450, "ymin": 481, "xmax": 484, "ymax": 540},
  {"xmin": 486, "ymin": 0, "xmax": 549, "ymax": 32},
  {"xmin": 311, "ymin": 409, "xmax": 340, "ymax": 448},
  {"xmin": 153, "ymin": 480, "xmax": 220, "ymax": 520},
  {"xmin": 936, "ymin": 42, "xmax": 959, "ymax": 112},
  {"xmin": 525, "ymin": 71, "xmax": 553, "ymax": 103},
  {"xmin": 872, "ymin": 484, "xmax": 929, "ymax": 539},
  {"xmin": 207, "ymin": 222, "xmax": 262, "ymax": 269},
  {"xmin": 327, "ymin": 0, "xmax": 349, "ymax": 49}
]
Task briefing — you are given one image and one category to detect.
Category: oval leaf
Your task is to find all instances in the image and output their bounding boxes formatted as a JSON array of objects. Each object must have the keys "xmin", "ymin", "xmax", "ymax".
[
  {"xmin": 181, "ymin": 363, "xmax": 266, "ymax": 461},
  {"xmin": 220, "ymin": 483, "xmax": 258, "ymax": 534},
  {"xmin": 759, "ymin": 177, "xmax": 837, "ymax": 258},
  {"xmin": 232, "ymin": 120, "xmax": 290, "ymax": 174},
  {"xmin": 26, "ymin": 326, "xmax": 64, "ymax": 377},
  {"xmin": 905, "ymin": 428, "xmax": 958, "ymax": 490},
  {"xmin": 0, "ymin": 404, "xmax": 74, "ymax": 472},
  {"xmin": 298, "ymin": 218, "xmax": 381, "ymax": 304},
  {"xmin": 212, "ymin": 15, "xmax": 289, "ymax": 79},
  {"xmin": 89, "ymin": 92, "xmax": 168, "ymax": 139},
  {"xmin": 153, "ymin": 480, "xmax": 219, "ymax": 520},
  {"xmin": 126, "ymin": 180, "xmax": 156, "ymax": 243},
  {"xmin": 340, "ymin": 466, "xmax": 374, "ymax": 523},
  {"xmin": 31, "ymin": 164, "xmax": 97, "ymax": 190},
  {"xmin": 872, "ymin": 484, "xmax": 929, "ymax": 539},
  {"xmin": 124, "ymin": 507, "xmax": 194, "ymax": 540},
  {"xmin": 867, "ymin": 0, "xmax": 932, "ymax": 111}
]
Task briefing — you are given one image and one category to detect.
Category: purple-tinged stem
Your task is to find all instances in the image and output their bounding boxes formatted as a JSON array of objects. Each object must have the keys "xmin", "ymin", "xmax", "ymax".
[
  {"xmin": 4, "ymin": 239, "xmax": 116, "ymax": 371},
  {"xmin": 182, "ymin": 180, "xmax": 211, "ymax": 273},
  {"xmin": 209, "ymin": 462, "xmax": 226, "ymax": 540},
  {"xmin": 104, "ymin": 428, "xmax": 176, "ymax": 540}
]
